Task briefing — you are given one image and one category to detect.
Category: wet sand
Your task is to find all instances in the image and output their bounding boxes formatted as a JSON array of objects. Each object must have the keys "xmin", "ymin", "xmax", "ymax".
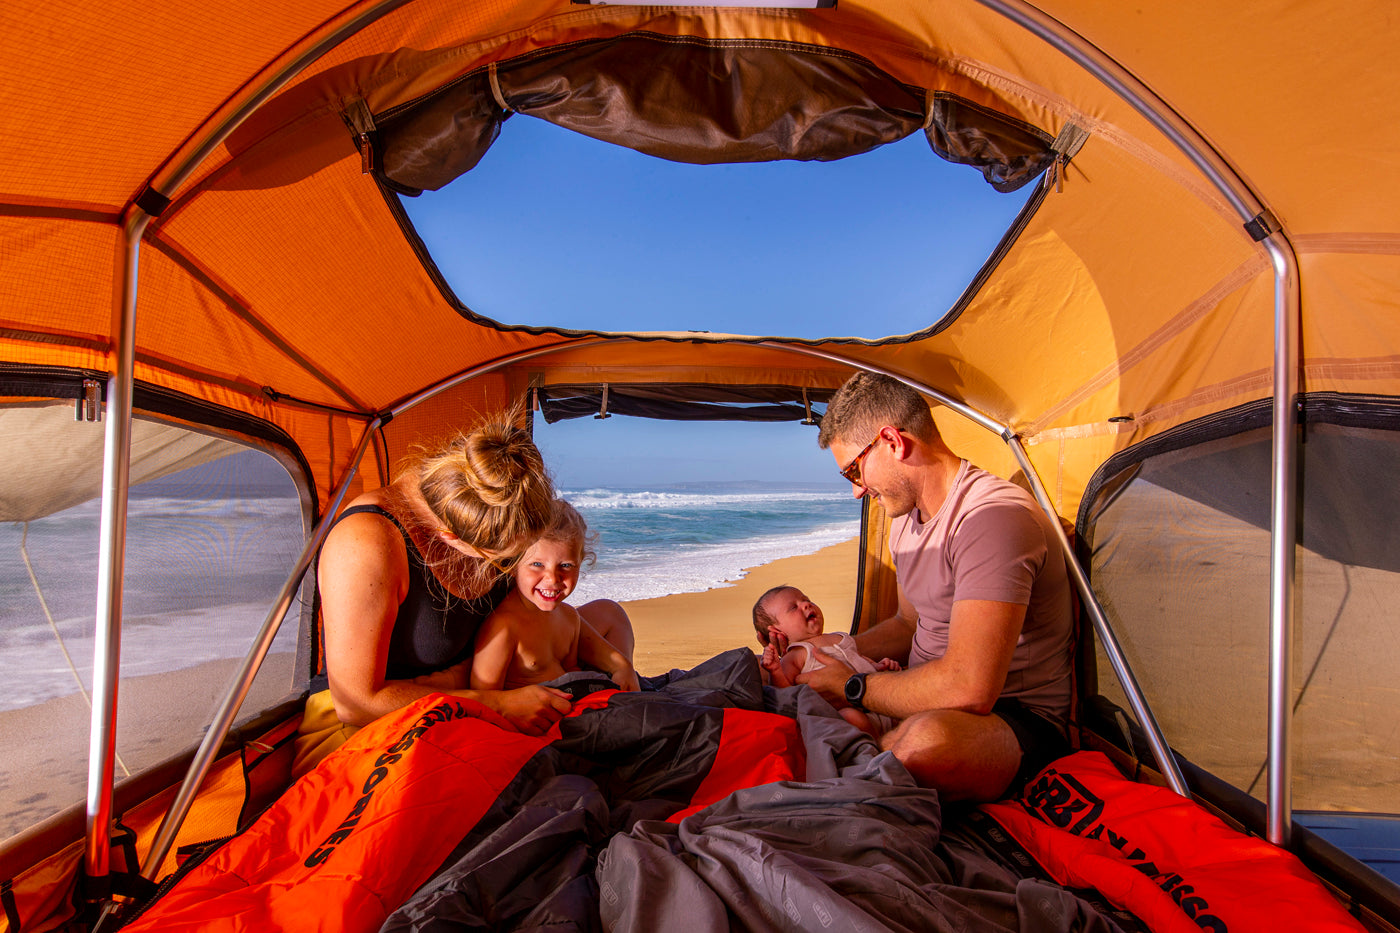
[{"xmin": 0, "ymin": 653, "xmax": 298, "ymax": 843}]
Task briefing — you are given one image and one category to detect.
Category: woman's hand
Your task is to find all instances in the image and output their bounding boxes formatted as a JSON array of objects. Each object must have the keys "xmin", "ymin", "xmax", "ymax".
[{"xmin": 482, "ymin": 685, "xmax": 573, "ymax": 735}]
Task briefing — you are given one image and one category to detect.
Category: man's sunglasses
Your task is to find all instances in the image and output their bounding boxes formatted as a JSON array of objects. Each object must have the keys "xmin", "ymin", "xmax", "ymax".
[{"xmin": 838, "ymin": 432, "xmax": 883, "ymax": 486}]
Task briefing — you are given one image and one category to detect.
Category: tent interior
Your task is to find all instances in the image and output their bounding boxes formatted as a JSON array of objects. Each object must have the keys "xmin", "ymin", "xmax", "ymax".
[{"xmin": 3, "ymin": 0, "xmax": 1400, "ymax": 929}]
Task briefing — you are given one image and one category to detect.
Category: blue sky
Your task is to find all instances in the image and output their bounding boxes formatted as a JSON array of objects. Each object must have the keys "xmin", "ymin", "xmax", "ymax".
[{"xmin": 403, "ymin": 116, "xmax": 1031, "ymax": 487}]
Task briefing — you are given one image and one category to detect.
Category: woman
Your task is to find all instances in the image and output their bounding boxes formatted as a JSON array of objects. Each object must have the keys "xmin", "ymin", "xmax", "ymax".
[{"xmin": 293, "ymin": 414, "xmax": 626, "ymax": 775}]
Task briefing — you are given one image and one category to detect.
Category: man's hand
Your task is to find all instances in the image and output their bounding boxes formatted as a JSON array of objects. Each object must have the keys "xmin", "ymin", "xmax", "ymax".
[
  {"xmin": 766, "ymin": 625, "xmax": 790, "ymax": 657},
  {"xmin": 486, "ymin": 685, "xmax": 573, "ymax": 735},
  {"xmin": 795, "ymin": 655, "xmax": 856, "ymax": 706}
]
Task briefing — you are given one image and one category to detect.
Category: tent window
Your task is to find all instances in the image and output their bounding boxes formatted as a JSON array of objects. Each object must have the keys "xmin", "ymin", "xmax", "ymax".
[
  {"xmin": 1079, "ymin": 402, "xmax": 1400, "ymax": 816},
  {"xmin": 0, "ymin": 402, "xmax": 310, "ymax": 843},
  {"xmin": 367, "ymin": 32, "xmax": 1055, "ymax": 196}
]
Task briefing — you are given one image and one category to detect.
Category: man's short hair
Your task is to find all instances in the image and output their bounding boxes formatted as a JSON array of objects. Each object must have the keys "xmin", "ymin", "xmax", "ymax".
[
  {"xmin": 751, "ymin": 584, "xmax": 795, "ymax": 646},
  {"xmin": 818, "ymin": 372, "xmax": 936, "ymax": 449}
]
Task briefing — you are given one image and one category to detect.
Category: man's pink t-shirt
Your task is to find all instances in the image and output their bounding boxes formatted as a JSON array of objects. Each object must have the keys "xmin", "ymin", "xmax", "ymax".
[{"xmin": 889, "ymin": 460, "xmax": 1074, "ymax": 719}]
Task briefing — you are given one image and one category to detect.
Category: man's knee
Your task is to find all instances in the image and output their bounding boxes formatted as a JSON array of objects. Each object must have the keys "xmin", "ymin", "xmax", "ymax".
[
  {"xmin": 881, "ymin": 710, "xmax": 962, "ymax": 779},
  {"xmin": 881, "ymin": 709, "xmax": 1021, "ymax": 801}
]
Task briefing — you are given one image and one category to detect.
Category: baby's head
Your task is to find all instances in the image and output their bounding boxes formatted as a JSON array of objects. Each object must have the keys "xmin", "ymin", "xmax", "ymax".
[
  {"xmin": 514, "ymin": 499, "xmax": 596, "ymax": 611},
  {"xmin": 752, "ymin": 585, "xmax": 825, "ymax": 647}
]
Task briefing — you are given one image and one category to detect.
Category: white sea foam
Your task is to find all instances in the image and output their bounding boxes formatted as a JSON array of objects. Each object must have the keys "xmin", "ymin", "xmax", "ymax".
[
  {"xmin": 562, "ymin": 487, "xmax": 851, "ymax": 510},
  {"xmin": 571, "ymin": 519, "xmax": 859, "ymax": 604},
  {"xmin": 0, "ymin": 602, "xmax": 297, "ymax": 712}
]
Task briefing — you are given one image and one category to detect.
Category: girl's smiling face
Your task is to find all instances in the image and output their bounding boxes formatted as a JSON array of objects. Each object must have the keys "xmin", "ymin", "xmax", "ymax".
[{"xmin": 514, "ymin": 536, "xmax": 581, "ymax": 611}]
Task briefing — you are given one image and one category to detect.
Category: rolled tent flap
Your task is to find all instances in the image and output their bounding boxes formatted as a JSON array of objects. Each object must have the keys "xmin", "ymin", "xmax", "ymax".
[
  {"xmin": 0, "ymin": 404, "xmax": 245, "ymax": 523},
  {"xmin": 923, "ymin": 93, "xmax": 1057, "ymax": 193},
  {"xmin": 369, "ymin": 32, "xmax": 1056, "ymax": 194},
  {"xmin": 536, "ymin": 383, "xmax": 834, "ymax": 423}
]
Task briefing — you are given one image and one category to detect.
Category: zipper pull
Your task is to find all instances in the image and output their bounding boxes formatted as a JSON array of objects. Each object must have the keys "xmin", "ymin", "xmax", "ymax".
[
  {"xmin": 343, "ymin": 98, "xmax": 378, "ymax": 175},
  {"xmin": 1047, "ymin": 122, "xmax": 1089, "ymax": 194}
]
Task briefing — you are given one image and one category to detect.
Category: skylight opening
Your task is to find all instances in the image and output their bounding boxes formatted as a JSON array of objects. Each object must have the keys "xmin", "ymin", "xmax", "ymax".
[{"xmin": 401, "ymin": 117, "xmax": 1034, "ymax": 340}]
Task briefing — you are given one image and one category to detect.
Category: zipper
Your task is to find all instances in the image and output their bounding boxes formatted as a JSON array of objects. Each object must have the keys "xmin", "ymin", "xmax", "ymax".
[
  {"xmin": 1047, "ymin": 122, "xmax": 1090, "ymax": 194},
  {"xmin": 343, "ymin": 97, "xmax": 378, "ymax": 174}
]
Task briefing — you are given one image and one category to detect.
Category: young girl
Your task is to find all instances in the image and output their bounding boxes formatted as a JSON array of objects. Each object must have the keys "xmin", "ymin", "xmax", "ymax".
[
  {"xmin": 753, "ymin": 584, "xmax": 900, "ymax": 736},
  {"xmin": 471, "ymin": 500, "xmax": 641, "ymax": 695}
]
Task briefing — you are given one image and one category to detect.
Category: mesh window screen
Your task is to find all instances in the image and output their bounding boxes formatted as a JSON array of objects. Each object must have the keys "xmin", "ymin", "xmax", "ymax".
[
  {"xmin": 1086, "ymin": 422, "xmax": 1400, "ymax": 813},
  {"xmin": 0, "ymin": 442, "xmax": 309, "ymax": 842}
]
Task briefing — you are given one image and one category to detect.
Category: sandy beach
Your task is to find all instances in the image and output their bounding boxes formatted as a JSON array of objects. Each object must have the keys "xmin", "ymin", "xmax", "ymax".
[
  {"xmin": 0, "ymin": 538, "xmax": 858, "ymax": 843},
  {"xmin": 622, "ymin": 537, "xmax": 860, "ymax": 677}
]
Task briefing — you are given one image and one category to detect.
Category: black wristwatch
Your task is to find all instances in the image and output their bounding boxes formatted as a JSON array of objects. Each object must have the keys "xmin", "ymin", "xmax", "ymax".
[{"xmin": 844, "ymin": 673, "xmax": 869, "ymax": 712}]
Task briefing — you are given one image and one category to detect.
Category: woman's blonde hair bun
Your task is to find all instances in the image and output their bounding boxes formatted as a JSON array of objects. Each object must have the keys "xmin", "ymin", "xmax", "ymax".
[{"xmin": 415, "ymin": 410, "xmax": 555, "ymax": 557}]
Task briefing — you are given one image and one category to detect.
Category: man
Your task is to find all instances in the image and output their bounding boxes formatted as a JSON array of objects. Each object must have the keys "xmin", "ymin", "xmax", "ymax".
[{"xmin": 797, "ymin": 372, "xmax": 1075, "ymax": 801}]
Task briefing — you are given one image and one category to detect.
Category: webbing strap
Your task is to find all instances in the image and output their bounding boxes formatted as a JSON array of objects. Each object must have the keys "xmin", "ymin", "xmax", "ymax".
[{"xmin": 2, "ymin": 878, "xmax": 22, "ymax": 932}]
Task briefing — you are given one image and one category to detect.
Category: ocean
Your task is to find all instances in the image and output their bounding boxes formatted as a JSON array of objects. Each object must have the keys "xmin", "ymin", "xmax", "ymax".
[
  {"xmin": 0, "ymin": 483, "xmax": 859, "ymax": 711},
  {"xmin": 563, "ymin": 484, "xmax": 860, "ymax": 604}
]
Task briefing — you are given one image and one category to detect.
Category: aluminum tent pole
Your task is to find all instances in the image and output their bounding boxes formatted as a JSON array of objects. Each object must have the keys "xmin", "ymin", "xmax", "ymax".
[
  {"xmin": 138, "ymin": 418, "xmax": 383, "ymax": 880},
  {"xmin": 971, "ymin": 0, "xmax": 1303, "ymax": 846},
  {"xmin": 77, "ymin": 0, "xmax": 427, "ymax": 896},
  {"xmin": 1264, "ymin": 238, "xmax": 1301, "ymax": 844},
  {"xmin": 1004, "ymin": 436, "xmax": 1189, "ymax": 795},
  {"xmin": 388, "ymin": 338, "xmax": 611, "ymax": 417},
  {"xmin": 757, "ymin": 342, "xmax": 1190, "ymax": 796},
  {"xmin": 84, "ymin": 208, "xmax": 148, "ymax": 891}
]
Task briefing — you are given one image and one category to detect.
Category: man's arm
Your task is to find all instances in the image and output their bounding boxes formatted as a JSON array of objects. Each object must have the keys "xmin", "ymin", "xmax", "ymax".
[
  {"xmin": 852, "ymin": 584, "xmax": 918, "ymax": 664},
  {"xmin": 797, "ymin": 597, "xmax": 1025, "ymax": 720},
  {"xmin": 860, "ymin": 598, "xmax": 1024, "ymax": 719},
  {"xmin": 797, "ymin": 585, "xmax": 917, "ymax": 700}
]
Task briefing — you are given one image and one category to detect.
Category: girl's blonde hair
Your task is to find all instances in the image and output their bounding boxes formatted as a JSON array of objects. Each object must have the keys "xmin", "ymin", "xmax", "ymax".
[
  {"xmin": 411, "ymin": 411, "xmax": 555, "ymax": 575},
  {"xmin": 535, "ymin": 499, "xmax": 598, "ymax": 569}
]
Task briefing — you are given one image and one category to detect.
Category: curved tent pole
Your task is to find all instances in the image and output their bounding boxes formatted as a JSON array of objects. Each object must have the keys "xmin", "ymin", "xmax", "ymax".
[
  {"xmin": 86, "ymin": 4, "xmax": 1302, "ymax": 888},
  {"xmin": 137, "ymin": 337, "xmax": 611, "ymax": 879},
  {"xmin": 386, "ymin": 338, "xmax": 612, "ymax": 417},
  {"xmin": 757, "ymin": 341, "xmax": 1191, "ymax": 797},
  {"xmin": 136, "ymin": 418, "xmax": 382, "ymax": 882},
  {"xmin": 84, "ymin": 0, "xmax": 421, "ymax": 901},
  {"xmin": 145, "ymin": 329, "xmax": 1189, "ymax": 877},
  {"xmin": 128, "ymin": 326, "xmax": 1191, "ymax": 887},
  {"xmin": 971, "ymin": 0, "xmax": 1302, "ymax": 846}
]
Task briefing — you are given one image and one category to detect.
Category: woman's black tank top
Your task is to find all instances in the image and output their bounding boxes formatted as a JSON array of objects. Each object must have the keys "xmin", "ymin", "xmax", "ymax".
[{"xmin": 322, "ymin": 504, "xmax": 510, "ymax": 682}]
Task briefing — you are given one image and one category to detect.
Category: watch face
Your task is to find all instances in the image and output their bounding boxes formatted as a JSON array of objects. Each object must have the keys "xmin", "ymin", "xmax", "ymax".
[{"xmin": 844, "ymin": 673, "xmax": 866, "ymax": 708}]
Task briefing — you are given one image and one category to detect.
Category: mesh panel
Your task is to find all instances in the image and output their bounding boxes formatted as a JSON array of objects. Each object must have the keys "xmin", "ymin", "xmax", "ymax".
[
  {"xmin": 0, "ymin": 441, "xmax": 309, "ymax": 843},
  {"xmin": 1087, "ymin": 423, "xmax": 1400, "ymax": 812}
]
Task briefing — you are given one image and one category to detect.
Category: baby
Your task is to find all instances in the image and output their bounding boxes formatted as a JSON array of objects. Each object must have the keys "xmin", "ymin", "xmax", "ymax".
[
  {"xmin": 753, "ymin": 584, "xmax": 900, "ymax": 736},
  {"xmin": 471, "ymin": 499, "xmax": 641, "ymax": 695}
]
